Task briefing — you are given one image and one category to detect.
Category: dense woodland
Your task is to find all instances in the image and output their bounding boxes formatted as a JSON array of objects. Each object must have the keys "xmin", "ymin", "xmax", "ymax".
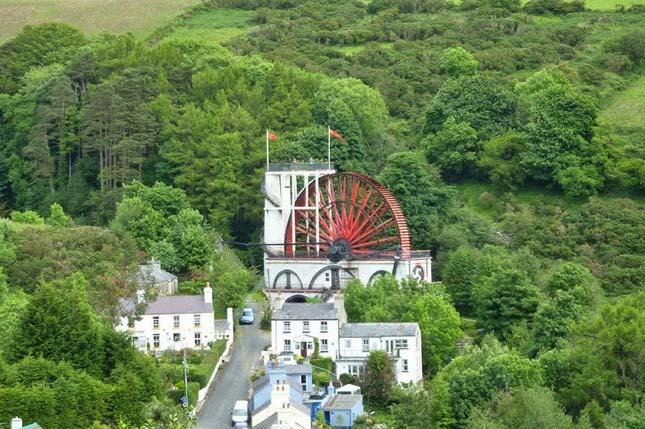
[{"xmin": 0, "ymin": 0, "xmax": 643, "ymax": 427}]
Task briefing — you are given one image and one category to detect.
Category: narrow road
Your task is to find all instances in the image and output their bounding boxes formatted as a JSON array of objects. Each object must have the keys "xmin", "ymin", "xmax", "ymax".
[{"xmin": 196, "ymin": 302, "xmax": 270, "ymax": 429}]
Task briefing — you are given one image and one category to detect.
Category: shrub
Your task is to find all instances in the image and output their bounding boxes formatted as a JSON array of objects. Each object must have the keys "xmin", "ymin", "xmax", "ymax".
[{"xmin": 10, "ymin": 210, "xmax": 44, "ymax": 225}]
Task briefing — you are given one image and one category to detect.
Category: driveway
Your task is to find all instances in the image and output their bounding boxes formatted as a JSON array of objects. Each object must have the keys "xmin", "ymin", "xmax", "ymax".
[{"xmin": 196, "ymin": 302, "xmax": 270, "ymax": 428}]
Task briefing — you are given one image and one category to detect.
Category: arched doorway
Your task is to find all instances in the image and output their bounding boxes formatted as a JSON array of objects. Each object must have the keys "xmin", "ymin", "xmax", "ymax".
[{"xmin": 285, "ymin": 294, "xmax": 308, "ymax": 303}]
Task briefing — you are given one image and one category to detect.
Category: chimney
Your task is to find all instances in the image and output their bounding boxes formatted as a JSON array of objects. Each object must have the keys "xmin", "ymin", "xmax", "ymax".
[
  {"xmin": 333, "ymin": 293, "xmax": 347, "ymax": 325},
  {"xmin": 11, "ymin": 417, "xmax": 22, "ymax": 429},
  {"xmin": 203, "ymin": 282, "xmax": 212, "ymax": 304},
  {"xmin": 149, "ymin": 258, "xmax": 161, "ymax": 270},
  {"xmin": 136, "ymin": 289, "xmax": 146, "ymax": 304},
  {"xmin": 327, "ymin": 382, "xmax": 335, "ymax": 397}
]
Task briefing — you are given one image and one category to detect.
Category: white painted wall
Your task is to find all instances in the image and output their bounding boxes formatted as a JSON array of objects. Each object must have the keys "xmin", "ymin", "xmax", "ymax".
[
  {"xmin": 134, "ymin": 311, "xmax": 215, "ymax": 353},
  {"xmin": 271, "ymin": 319, "xmax": 340, "ymax": 359},
  {"xmin": 253, "ymin": 383, "xmax": 311, "ymax": 429},
  {"xmin": 336, "ymin": 328, "xmax": 423, "ymax": 384},
  {"xmin": 264, "ymin": 256, "xmax": 431, "ymax": 291}
]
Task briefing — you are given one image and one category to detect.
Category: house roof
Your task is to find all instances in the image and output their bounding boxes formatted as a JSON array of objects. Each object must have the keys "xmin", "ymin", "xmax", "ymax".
[
  {"xmin": 145, "ymin": 295, "xmax": 213, "ymax": 315},
  {"xmin": 136, "ymin": 260, "xmax": 177, "ymax": 284},
  {"xmin": 253, "ymin": 413, "xmax": 278, "ymax": 429},
  {"xmin": 284, "ymin": 364, "xmax": 312, "ymax": 375},
  {"xmin": 273, "ymin": 303, "xmax": 338, "ymax": 321},
  {"xmin": 252, "ymin": 374, "xmax": 270, "ymax": 391},
  {"xmin": 214, "ymin": 320, "xmax": 231, "ymax": 331},
  {"xmin": 340, "ymin": 322, "xmax": 418, "ymax": 338},
  {"xmin": 321, "ymin": 393, "xmax": 363, "ymax": 411}
]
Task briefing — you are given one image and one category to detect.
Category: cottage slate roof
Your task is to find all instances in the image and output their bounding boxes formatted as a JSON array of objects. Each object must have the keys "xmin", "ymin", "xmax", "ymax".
[
  {"xmin": 252, "ymin": 413, "xmax": 278, "ymax": 429},
  {"xmin": 321, "ymin": 394, "xmax": 363, "ymax": 411},
  {"xmin": 340, "ymin": 322, "xmax": 418, "ymax": 338},
  {"xmin": 136, "ymin": 260, "xmax": 177, "ymax": 284},
  {"xmin": 145, "ymin": 295, "xmax": 213, "ymax": 315},
  {"xmin": 214, "ymin": 320, "xmax": 231, "ymax": 331},
  {"xmin": 284, "ymin": 364, "xmax": 312, "ymax": 375},
  {"xmin": 273, "ymin": 303, "xmax": 338, "ymax": 321},
  {"xmin": 252, "ymin": 374, "xmax": 270, "ymax": 391}
]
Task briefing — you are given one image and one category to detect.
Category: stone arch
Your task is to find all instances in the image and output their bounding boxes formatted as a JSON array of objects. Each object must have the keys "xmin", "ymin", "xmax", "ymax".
[
  {"xmin": 309, "ymin": 265, "xmax": 355, "ymax": 290},
  {"xmin": 285, "ymin": 294, "xmax": 308, "ymax": 303},
  {"xmin": 368, "ymin": 270, "xmax": 390, "ymax": 285},
  {"xmin": 273, "ymin": 269, "xmax": 303, "ymax": 289}
]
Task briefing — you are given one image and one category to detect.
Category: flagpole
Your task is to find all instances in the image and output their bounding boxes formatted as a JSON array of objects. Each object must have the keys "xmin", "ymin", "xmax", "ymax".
[
  {"xmin": 266, "ymin": 129, "xmax": 269, "ymax": 169},
  {"xmin": 327, "ymin": 126, "xmax": 331, "ymax": 168}
]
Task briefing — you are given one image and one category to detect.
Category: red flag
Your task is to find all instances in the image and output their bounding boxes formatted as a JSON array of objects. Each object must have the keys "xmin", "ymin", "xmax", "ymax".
[
  {"xmin": 267, "ymin": 130, "xmax": 278, "ymax": 141},
  {"xmin": 329, "ymin": 127, "xmax": 347, "ymax": 144}
]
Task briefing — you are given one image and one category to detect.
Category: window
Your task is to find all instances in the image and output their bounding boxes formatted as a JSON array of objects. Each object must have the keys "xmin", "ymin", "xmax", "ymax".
[
  {"xmin": 173, "ymin": 315, "xmax": 180, "ymax": 328},
  {"xmin": 300, "ymin": 374, "xmax": 307, "ymax": 391},
  {"xmin": 402, "ymin": 359, "xmax": 409, "ymax": 372},
  {"xmin": 395, "ymin": 339, "xmax": 409, "ymax": 350},
  {"xmin": 362, "ymin": 338, "xmax": 369, "ymax": 352},
  {"xmin": 153, "ymin": 316, "xmax": 159, "ymax": 329},
  {"xmin": 194, "ymin": 314, "xmax": 200, "ymax": 327},
  {"xmin": 307, "ymin": 342, "xmax": 313, "ymax": 350},
  {"xmin": 321, "ymin": 339, "xmax": 328, "ymax": 353},
  {"xmin": 349, "ymin": 365, "xmax": 360, "ymax": 375},
  {"xmin": 303, "ymin": 321, "xmax": 309, "ymax": 333},
  {"xmin": 284, "ymin": 321, "xmax": 291, "ymax": 333},
  {"xmin": 345, "ymin": 339, "xmax": 352, "ymax": 348},
  {"xmin": 153, "ymin": 334, "xmax": 160, "ymax": 348},
  {"xmin": 194, "ymin": 333, "xmax": 201, "ymax": 346},
  {"xmin": 284, "ymin": 339, "xmax": 291, "ymax": 352},
  {"xmin": 320, "ymin": 321, "xmax": 328, "ymax": 333},
  {"xmin": 173, "ymin": 333, "xmax": 181, "ymax": 342}
]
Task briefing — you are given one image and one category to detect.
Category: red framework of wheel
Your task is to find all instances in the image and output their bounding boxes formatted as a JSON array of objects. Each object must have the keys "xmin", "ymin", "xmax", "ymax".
[{"xmin": 284, "ymin": 172, "xmax": 411, "ymax": 259}]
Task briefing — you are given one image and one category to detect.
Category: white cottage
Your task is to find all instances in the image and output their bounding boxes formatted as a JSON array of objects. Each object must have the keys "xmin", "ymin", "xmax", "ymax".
[
  {"xmin": 132, "ymin": 284, "xmax": 215, "ymax": 354},
  {"xmin": 271, "ymin": 303, "xmax": 341, "ymax": 359},
  {"xmin": 136, "ymin": 259, "xmax": 178, "ymax": 296},
  {"xmin": 337, "ymin": 323, "xmax": 423, "ymax": 384},
  {"xmin": 271, "ymin": 300, "xmax": 423, "ymax": 384}
]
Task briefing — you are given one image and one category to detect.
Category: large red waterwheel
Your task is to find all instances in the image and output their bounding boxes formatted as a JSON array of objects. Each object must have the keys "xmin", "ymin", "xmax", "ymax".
[{"xmin": 284, "ymin": 172, "xmax": 410, "ymax": 260}]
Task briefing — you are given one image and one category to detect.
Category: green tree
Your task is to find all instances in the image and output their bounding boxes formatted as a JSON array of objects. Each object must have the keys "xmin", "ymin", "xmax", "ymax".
[
  {"xmin": 467, "ymin": 388, "xmax": 574, "ymax": 429},
  {"xmin": 477, "ymin": 132, "xmax": 526, "ymax": 190},
  {"xmin": 430, "ymin": 336, "xmax": 543, "ymax": 428},
  {"xmin": 404, "ymin": 294, "xmax": 462, "ymax": 376},
  {"xmin": 379, "ymin": 152, "xmax": 454, "ymax": 250},
  {"xmin": 10, "ymin": 273, "xmax": 104, "ymax": 375},
  {"xmin": 424, "ymin": 75, "xmax": 517, "ymax": 139},
  {"xmin": 425, "ymin": 117, "xmax": 480, "ymax": 177},
  {"xmin": 441, "ymin": 47, "xmax": 478, "ymax": 77},
  {"xmin": 360, "ymin": 350, "xmax": 395, "ymax": 405},
  {"xmin": 473, "ymin": 268, "xmax": 540, "ymax": 339},
  {"xmin": 442, "ymin": 246, "xmax": 480, "ymax": 315},
  {"xmin": 47, "ymin": 202, "xmax": 72, "ymax": 227}
]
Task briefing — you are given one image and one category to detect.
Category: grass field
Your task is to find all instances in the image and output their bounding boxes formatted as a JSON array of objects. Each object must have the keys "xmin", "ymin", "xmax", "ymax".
[
  {"xmin": 163, "ymin": 8, "xmax": 254, "ymax": 44},
  {"xmin": 599, "ymin": 75, "xmax": 645, "ymax": 133},
  {"xmin": 583, "ymin": 0, "xmax": 644, "ymax": 9},
  {"xmin": 0, "ymin": 0, "xmax": 201, "ymax": 42}
]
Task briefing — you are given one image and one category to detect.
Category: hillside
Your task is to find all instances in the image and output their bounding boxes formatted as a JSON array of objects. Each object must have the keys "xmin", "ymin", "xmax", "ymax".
[
  {"xmin": 0, "ymin": 0, "xmax": 201, "ymax": 42},
  {"xmin": 0, "ymin": 0, "xmax": 643, "ymax": 428}
]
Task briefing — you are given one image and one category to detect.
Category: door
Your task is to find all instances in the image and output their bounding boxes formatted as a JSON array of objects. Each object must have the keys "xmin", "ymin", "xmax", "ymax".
[{"xmin": 301, "ymin": 341, "xmax": 308, "ymax": 357}]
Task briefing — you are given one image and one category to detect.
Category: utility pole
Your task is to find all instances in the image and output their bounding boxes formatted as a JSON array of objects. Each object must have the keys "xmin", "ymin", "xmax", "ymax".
[{"xmin": 183, "ymin": 345, "xmax": 189, "ymax": 413}]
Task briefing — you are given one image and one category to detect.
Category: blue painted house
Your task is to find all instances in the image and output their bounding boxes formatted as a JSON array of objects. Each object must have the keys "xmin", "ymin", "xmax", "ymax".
[
  {"xmin": 321, "ymin": 393, "xmax": 364, "ymax": 428},
  {"xmin": 251, "ymin": 363, "xmax": 314, "ymax": 413}
]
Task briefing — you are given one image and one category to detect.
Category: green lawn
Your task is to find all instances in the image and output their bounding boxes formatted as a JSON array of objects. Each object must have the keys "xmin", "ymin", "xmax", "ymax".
[
  {"xmin": 599, "ymin": 75, "xmax": 645, "ymax": 134},
  {"xmin": 163, "ymin": 8, "xmax": 255, "ymax": 44},
  {"xmin": 0, "ymin": 0, "xmax": 201, "ymax": 42},
  {"xmin": 583, "ymin": 0, "xmax": 644, "ymax": 9}
]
